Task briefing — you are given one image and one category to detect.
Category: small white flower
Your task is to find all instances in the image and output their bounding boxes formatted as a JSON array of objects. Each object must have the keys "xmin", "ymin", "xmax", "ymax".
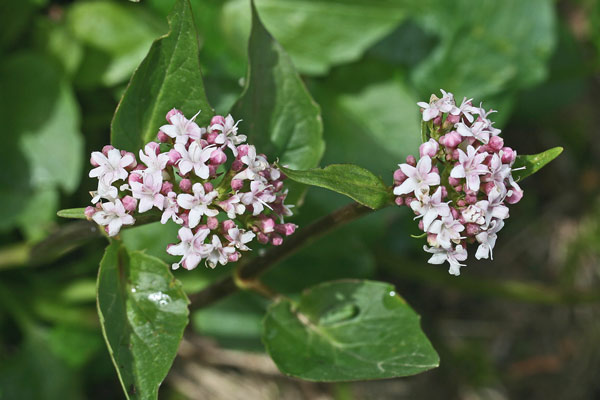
[
  {"xmin": 484, "ymin": 153, "xmax": 511, "ymax": 193},
  {"xmin": 130, "ymin": 173, "xmax": 164, "ymax": 213},
  {"xmin": 410, "ymin": 187, "xmax": 450, "ymax": 231},
  {"xmin": 428, "ymin": 215, "xmax": 465, "ymax": 249},
  {"xmin": 234, "ymin": 145, "xmax": 269, "ymax": 181},
  {"xmin": 211, "ymin": 114, "xmax": 247, "ymax": 156},
  {"xmin": 417, "ymin": 89, "xmax": 457, "ymax": 121},
  {"xmin": 90, "ymin": 180, "xmax": 118, "ymax": 204},
  {"xmin": 218, "ymin": 194, "xmax": 246, "ymax": 219},
  {"xmin": 159, "ymin": 110, "xmax": 205, "ymax": 144},
  {"xmin": 91, "ymin": 199, "xmax": 135, "ymax": 237},
  {"xmin": 177, "ymin": 183, "xmax": 218, "ymax": 228},
  {"xmin": 139, "ymin": 143, "xmax": 169, "ymax": 180},
  {"xmin": 450, "ymin": 145, "xmax": 489, "ymax": 192},
  {"xmin": 240, "ymin": 181, "xmax": 275, "ymax": 216},
  {"xmin": 461, "ymin": 203, "xmax": 487, "ymax": 225},
  {"xmin": 161, "ymin": 192, "xmax": 183, "ymax": 225},
  {"xmin": 174, "ymin": 142, "xmax": 214, "ymax": 179},
  {"xmin": 452, "ymin": 97, "xmax": 477, "ymax": 122},
  {"xmin": 424, "ymin": 244, "xmax": 468, "ymax": 276},
  {"xmin": 393, "ymin": 156, "xmax": 440, "ymax": 199},
  {"xmin": 89, "ymin": 148, "xmax": 134, "ymax": 185},
  {"xmin": 204, "ymin": 235, "xmax": 236, "ymax": 269},
  {"xmin": 475, "ymin": 219, "xmax": 504, "ymax": 260},
  {"xmin": 227, "ymin": 227, "xmax": 255, "ymax": 251},
  {"xmin": 167, "ymin": 227, "xmax": 210, "ymax": 270}
]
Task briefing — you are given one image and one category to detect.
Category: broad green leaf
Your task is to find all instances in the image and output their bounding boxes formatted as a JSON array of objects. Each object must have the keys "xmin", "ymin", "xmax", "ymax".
[
  {"xmin": 57, "ymin": 208, "xmax": 87, "ymax": 220},
  {"xmin": 279, "ymin": 164, "xmax": 392, "ymax": 210},
  {"xmin": 412, "ymin": 0, "xmax": 556, "ymax": 100},
  {"xmin": 67, "ymin": 1, "xmax": 166, "ymax": 87},
  {"xmin": 111, "ymin": 0, "xmax": 214, "ymax": 152},
  {"xmin": 222, "ymin": 0, "xmax": 412, "ymax": 75},
  {"xmin": 97, "ymin": 241, "xmax": 189, "ymax": 400},
  {"xmin": 231, "ymin": 1, "xmax": 324, "ymax": 173},
  {"xmin": 512, "ymin": 147, "xmax": 563, "ymax": 181},
  {"xmin": 263, "ymin": 280, "xmax": 439, "ymax": 381}
]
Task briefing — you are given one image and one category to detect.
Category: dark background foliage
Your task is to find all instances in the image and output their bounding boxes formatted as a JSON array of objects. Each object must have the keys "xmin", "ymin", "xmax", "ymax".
[{"xmin": 0, "ymin": 0, "xmax": 599, "ymax": 398}]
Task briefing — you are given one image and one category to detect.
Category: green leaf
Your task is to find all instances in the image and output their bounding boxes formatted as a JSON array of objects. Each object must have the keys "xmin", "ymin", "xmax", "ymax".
[
  {"xmin": 279, "ymin": 164, "xmax": 392, "ymax": 210},
  {"xmin": 231, "ymin": 1, "xmax": 324, "ymax": 172},
  {"xmin": 67, "ymin": 1, "xmax": 166, "ymax": 87},
  {"xmin": 412, "ymin": 0, "xmax": 556, "ymax": 100},
  {"xmin": 57, "ymin": 208, "xmax": 87, "ymax": 220},
  {"xmin": 222, "ymin": 0, "xmax": 411, "ymax": 75},
  {"xmin": 97, "ymin": 241, "xmax": 189, "ymax": 400},
  {"xmin": 111, "ymin": 0, "xmax": 214, "ymax": 152},
  {"xmin": 512, "ymin": 147, "xmax": 563, "ymax": 181},
  {"xmin": 262, "ymin": 280, "xmax": 439, "ymax": 381}
]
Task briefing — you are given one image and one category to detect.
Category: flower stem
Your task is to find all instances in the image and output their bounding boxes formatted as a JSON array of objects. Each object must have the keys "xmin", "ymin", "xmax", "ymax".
[{"xmin": 189, "ymin": 202, "xmax": 374, "ymax": 310}]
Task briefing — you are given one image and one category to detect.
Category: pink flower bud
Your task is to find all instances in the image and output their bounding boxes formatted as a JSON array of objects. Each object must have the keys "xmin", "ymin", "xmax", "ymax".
[
  {"xmin": 208, "ymin": 165, "xmax": 218, "ymax": 177},
  {"xmin": 207, "ymin": 217, "xmax": 219, "ymax": 230},
  {"xmin": 448, "ymin": 177, "xmax": 461, "ymax": 186},
  {"xmin": 506, "ymin": 186, "xmax": 523, "ymax": 204},
  {"xmin": 146, "ymin": 142, "xmax": 160, "ymax": 155},
  {"xmin": 210, "ymin": 148, "xmax": 227, "ymax": 165},
  {"xmin": 167, "ymin": 149, "xmax": 181, "ymax": 166},
  {"xmin": 406, "ymin": 155, "xmax": 417, "ymax": 166},
  {"xmin": 441, "ymin": 186, "xmax": 448, "ymax": 198},
  {"xmin": 179, "ymin": 179, "xmax": 192, "ymax": 192},
  {"xmin": 433, "ymin": 115, "xmax": 442, "ymax": 126},
  {"xmin": 84, "ymin": 206, "xmax": 96, "ymax": 219},
  {"xmin": 231, "ymin": 179, "xmax": 244, "ymax": 191},
  {"xmin": 259, "ymin": 217, "xmax": 276, "ymax": 233},
  {"xmin": 166, "ymin": 108, "xmax": 182, "ymax": 123},
  {"xmin": 122, "ymin": 195, "xmax": 138, "ymax": 212},
  {"xmin": 446, "ymin": 114, "xmax": 460, "ymax": 124},
  {"xmin": 210, "ymin": 115, "xmax": 225, "ymax": 127},
  {"xmin": 393, "ymin": 168, "xmax": 407, "ymax": 184},
  {"xmin": 451, "ymin": 149, "xmax": 460, "ymax": 160},
  {"xmin": 488, "ymin": 135, "xmax": 504, "ymax": 152},
  {"xmin": 419, "ymin": 138, "xmax": 439, "ymax": 158},
  {"xmin": 271, "ymin": 235, "xmax": 283, "ymax": 246},
  {"xmin": 454, "ymin": 185, "xmax": 463, "ymax": 193},
  {"xmin": 482, "ymin": 182, "xmax": 495, "ymax": 195},
  {"xmin": 231, "ymin": 160, "xmax": 244, "ymax": 172},
  {"xmin": 222, "ymin": 220, "xmax": 236, "ymax": 232},
  {"xmin": 465, "ymin": 192, "xmax": 477, "ymax": 205},
  {"xmin": 457, "ymin": 199, "xmax": 466, "ymax": 207},
  {"xmin": 272, "ymin": 180, "xmax": 284, "ymax": 191},
  {"xmin": 161, "ymin": 181, "xmax": 173, "ymax": 195},
  {"xmin": 157, "ymin": 130, "xmax": 170, "ymax": 143},
  {"xmin": 228, "ymin": 252, "xmax": 240, "ymax": 263},
  {"xmin": 404, "ymin": 196, "xmax": 414, "ymax": 205},
  {"xmin": 395, "ymin": 197, "xmax": 404, "ymax": 206},
  {"xmin": 206, "ymin": 132, "xmax": 219, "ymax": 144},
  {"xmin": 440, "ymin": 131, "xmax": 462, "ymax": 148},
  {"xmin": 128, "ymin": 172, "xmax": 143, "ymax": 185},
  {"xmin": 237, "ymin": 145, "xmax": 250, "ymax": 159},
  {"xmin": 418, "ymin": 220, "xmax": 424, "ymax": 231},
  {"xmin": 450, "ymin": 207, "xmax": 460, "ymax": 219},
  {"xmin": 501, "ymin": 147, "xmax": 516, "ymax": 164},
  {"xmin": 203, "ymin": 182, "xmax": 213, "ymax": 192},
  {"xmin": 257, "ymin": 232, "xmax": 269, "ymax": 244},
  {"xmin": 275, "ymin": 223, "xmax": 296, "ymax": 236},
  {"xmin": 465, "ymin": 223, "xmax": 480, "ymax": 236},
  {"xmin": 102, "ymin": 145, "xmax": 115, "ymax": 156},
  {"xmin": 180, "ymin": 212, "xmax": 189, "ymax": 227}
]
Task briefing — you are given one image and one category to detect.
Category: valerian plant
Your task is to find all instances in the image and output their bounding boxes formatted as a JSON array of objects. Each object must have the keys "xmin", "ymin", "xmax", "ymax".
[{"xmin": 55, "ymin": 0, "xmax": 562, "ymax": 398}]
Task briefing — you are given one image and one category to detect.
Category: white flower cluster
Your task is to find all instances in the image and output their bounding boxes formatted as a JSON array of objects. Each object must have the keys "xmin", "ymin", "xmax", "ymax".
[
  {"xmin": 394, "ymin": 90, "xmax": 523, "ymax": 275},
  {"xmin": 87, "ymin": 109, "xmax": 296, "ymax": 270}
]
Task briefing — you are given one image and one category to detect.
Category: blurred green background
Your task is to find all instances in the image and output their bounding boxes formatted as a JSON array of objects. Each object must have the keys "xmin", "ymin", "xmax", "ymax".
[{"xmin": 1, "ymin": 0, "xmax": 599, "ymax": 398}]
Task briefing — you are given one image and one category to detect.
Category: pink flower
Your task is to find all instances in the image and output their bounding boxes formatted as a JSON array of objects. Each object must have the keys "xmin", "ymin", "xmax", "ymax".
[
  {"xmin": 161, "ymin": 192, "xmax": 182, "ymax": 225},
  {"xmin": 174, "ymin": 142, "xmax": 214, "ymax": 178},
  {"xmin": 475, "ymin": 219, "xmax": 504, "ymax": 260},
  {"xmin": 91, "ymin": 199, "xmax": 135, "ymax": 237},
  {"xmin": 428, "ymin": 215, "xmax": 465, "ymax": 249},
  {"xmin": 410, "ymin": 187, "xmax": 450, "ymax": 231},
  {"xmin": 159, "ymin": 110, "xmax": 204, "ymax": 144},
  {"xmin": 450, "ymin": 145, "xmax": 489, "ymax": 192},
  {"xmin": 177, "ymin": 183, "xmax": 218, "ymax": 228},
  {"xmin": 204, "ymin": 235, "xmax": 236, "ymax": 269},
  {"xmin": 139, "ymin": 143, "xmax": 168, "ymax": 180},
  {"xmin": 393, "ymin": 156, "xmax": 440, "ymax": 199},
  {"xmin": 240, "ymin": 181, "xmax": 275, "ymax": 216},
  {"xmin": 130, "ymin": 173, "xmax": 165, "ymax": 213},
  {"xmin": 167, "ymin": 227, "xmax": 210, "ymax": 270},
  {"xmin": 424, "ymin": 244, "xmax": 468, "ymax": 276},
  {"xmin": 227, "ymin": 227, "xmax": 255, "ymax": 251},
  {"xmin": 89, "ymin": 148, "xmax": 134, "ymax": 185}
]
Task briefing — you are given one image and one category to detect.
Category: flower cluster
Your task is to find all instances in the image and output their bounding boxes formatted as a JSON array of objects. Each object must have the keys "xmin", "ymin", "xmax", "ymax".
[
  {"xmin": 394, "ymin": 90, "xmax": 523, "ymax": 275},
  {"xmin": 86, "ymin": 110, "xmax": 296, "ymax": 270}
]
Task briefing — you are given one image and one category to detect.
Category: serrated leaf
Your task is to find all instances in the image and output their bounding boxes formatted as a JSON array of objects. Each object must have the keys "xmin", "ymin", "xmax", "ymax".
[
  {"xmin": 279, "ymin": 164, "xmax": 392, "ymax": 210},
  {"xmin": 512, "ymin": 147, "xmax": 563, "ymax": 181},
  {"xmin": 97, "ymin": 241, "xmax": 189, "ymax": 400},
  {"xmin": 57, "ymin": 208, "xmax": 87, "ymax": 220},
  {"xmin": 111, "ymin": 0, "xmax": 213, "ymax": 152},
  {"xmin": 262, "ymin": 280, "xmax": 439, "ymax": 381},
  {"xmin": 231, "ymin": 1, "xmax": 324, "ymax": 173}
]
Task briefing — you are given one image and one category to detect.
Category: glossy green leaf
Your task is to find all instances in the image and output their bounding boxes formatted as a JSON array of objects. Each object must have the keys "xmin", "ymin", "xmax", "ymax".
[
  {"xmin": 412, "ymin": 0, "xmax": 556, "ymax": 99},
  {"xmin": 111, "ymin": 0, "xmax": 213, "ymax": 152},
  {"xmin": 263, "ymin": 280, "xmax": 439, "ymax": 381},
  {"xmin": 279, "ymin": 164, "xmax": 392, "ymax": 210},
  {"xmin": 222, "ymin": 0, "xmax": 412, "ymax": 75},
  {"xmin": 56, "ymin": 208, "xmax": 87, "ymax": 220},
  {"xmin": 512, "ymin": 146, "xmax": 563, "ymax": 181},
  {"xmin": 231, "ymin": 2, "xmax": 324, "ymax": 172},
  {"xmin": 97, "ymin": 241, "xmax": 189, "ymax": 400},
  {"xmin": 67, "ymin": 1, "xmax": 166, "ymax": 87}
]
